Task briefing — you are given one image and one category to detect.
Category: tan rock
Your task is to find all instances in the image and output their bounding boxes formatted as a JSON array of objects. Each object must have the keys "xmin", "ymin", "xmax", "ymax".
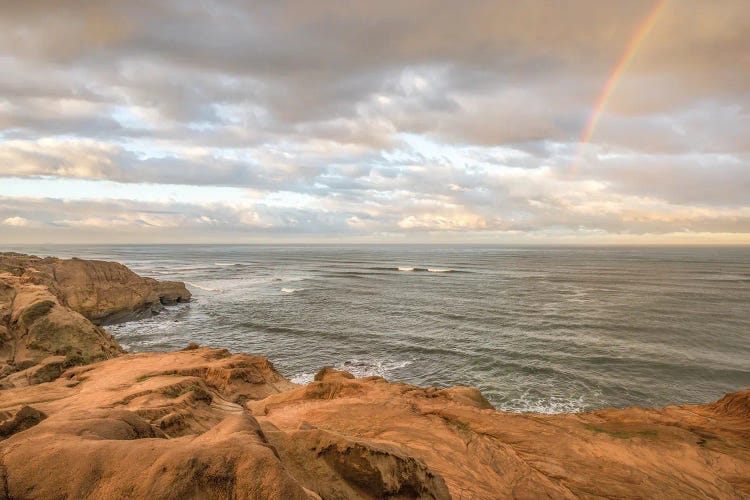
[
  {"xmin": 0, "ymin": 346, "xmax": 748, "ymax": 499},
  {"xmin": 0, "ymin": 405, "xmax": 46, "ymax": 438},
  {"xmin": 0, "ymin": 252, "xmax": 191, "ymax": 325},
  {"xmin": 0, "ymin": 348, "xmax": 449, "ymax": 499},
  {"xmin": 0, "ymin": 272, "xmax": 122, "ymax": 380},
  {"xmin": 0, "ymin": 252, "xmax": 190, "ymax": 384}
]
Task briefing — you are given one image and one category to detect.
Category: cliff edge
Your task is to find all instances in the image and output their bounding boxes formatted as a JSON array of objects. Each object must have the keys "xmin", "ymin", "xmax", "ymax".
[
  {"xmin": 0, "ymin": 254, "xmax": 748, "ymax": 499},
  {"xmin": 0, "ymin": 252, "xmax": 190, "ymax": 383}
]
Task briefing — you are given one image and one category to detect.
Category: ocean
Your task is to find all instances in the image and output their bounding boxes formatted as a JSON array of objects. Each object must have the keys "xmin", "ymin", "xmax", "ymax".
[{"xmin": 9, "ymin": 244, "xmax": 750, "ymax": 413}]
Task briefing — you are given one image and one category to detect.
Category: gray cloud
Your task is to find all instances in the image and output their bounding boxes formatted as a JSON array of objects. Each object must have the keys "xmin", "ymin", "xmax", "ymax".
[
  {"xmin": 1, "ymin": 0, "xmax": 749, "ymax": 242},
  {"xmin": 3, "ymin": 1, "xmax": 748, "ymax": 142}
]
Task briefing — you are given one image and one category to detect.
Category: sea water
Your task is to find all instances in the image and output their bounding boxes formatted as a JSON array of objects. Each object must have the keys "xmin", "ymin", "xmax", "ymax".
[{"xmin": 10, "ymin": 244, "xmax": 750, "ymax": 413}]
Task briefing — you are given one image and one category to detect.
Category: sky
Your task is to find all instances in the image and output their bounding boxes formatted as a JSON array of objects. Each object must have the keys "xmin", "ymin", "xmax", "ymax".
[{"xmin": 1, "ymin": 0, "xmax": 749, "ymax": 244}]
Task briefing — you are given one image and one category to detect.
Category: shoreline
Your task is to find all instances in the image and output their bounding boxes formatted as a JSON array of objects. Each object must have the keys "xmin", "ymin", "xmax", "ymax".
[{"xmin": 1, "ymin": 252, "xmax": 749, "ymax": 498}]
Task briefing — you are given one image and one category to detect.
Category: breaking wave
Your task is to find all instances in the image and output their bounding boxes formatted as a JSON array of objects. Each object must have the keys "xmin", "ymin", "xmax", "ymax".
[
  {"xmin": 376, "ymin": 266, "xmax": 462, "ymax": 273},
  {"xmin": 290, "ymin": 358, "xmax": 413, "ymax": 385},
  {"xmin": 185, "ymin": 281, "xmax": 222, "ymax": 292}
]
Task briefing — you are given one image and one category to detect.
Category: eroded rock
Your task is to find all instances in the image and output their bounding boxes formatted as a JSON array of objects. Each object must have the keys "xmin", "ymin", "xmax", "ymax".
[
  {"xmin": 0, "ymin": 405, "xmax": 46, "ymax": 438},
  {"xmin": 0, "ymin": 253, "xmax": 191, "ymax": 382}
]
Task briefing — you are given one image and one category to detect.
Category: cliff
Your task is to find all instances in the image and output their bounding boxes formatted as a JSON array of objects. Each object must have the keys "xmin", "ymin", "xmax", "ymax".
[
  {"xmin": 0, "ymin": 252, "xmax": 190, "ymax": 382},
  {"xmin": 0, "ymin": 254, "xmax": 748, "ymax": 499}
]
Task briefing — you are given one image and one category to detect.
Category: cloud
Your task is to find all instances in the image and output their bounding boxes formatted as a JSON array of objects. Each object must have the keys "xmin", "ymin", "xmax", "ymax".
[
  {"xmin": 0, "ymin": 1, "xmax": 749, "ymax": 242},
  {"xmin": 3, "ymin": 1, "xmax": 748, "ymax": 145},
  {"xmin": 398, "ymin": 214, "xmax": 487, "ymax": 231},
  {"xmin": 2, "ymin": 216, "xmax": 33, "ymax": 227}
]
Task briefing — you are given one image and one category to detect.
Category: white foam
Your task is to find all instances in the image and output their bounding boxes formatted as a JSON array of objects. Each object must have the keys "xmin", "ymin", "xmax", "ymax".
[
  {"xmin": 497, "ymin": 389, "xmax": 601, "ymax": 414},
  {"xmin": 498, "ymin": 399, "xmax": 586, "ymax": 414},
  {"xmin": 427, "ymin": 268, "xmax": 452, "ymax": 273},
  {"xmin": 290, "ymin": 373, "xmax": 314, "ymax": 385},
  {"xmin": 290, "ymin": 359, "xmax": 412, "ymax": 385},
  {"xmin": 342, "ymin": 359, "xmax": 411, "ymax": 379},
  {"xmin": 281, "ymin": 287, "xmax": 302, "ymax": 293},
  {"xmin": 185, "ymin": 281, "xmax": 222, "ymax": 292},
  {"xmin": 397, "ymin": 266, "xmax": 415, "ymax": 272},
  {"xmin": 214, "ymin": 262, "xmax": 238, "ymax": 266}
]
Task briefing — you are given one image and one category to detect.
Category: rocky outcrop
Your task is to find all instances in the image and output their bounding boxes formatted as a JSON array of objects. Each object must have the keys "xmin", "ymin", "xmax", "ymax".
[
  {"xmin": 0, "ymin": 253, "xmax": 190, "ymax": 383},
  {"xmin": 0, "ymin": 348, "xmax": 748, "ymax": 499},
  {"xmin": 0, "ymin": 406, "xmax": 46, "ymax": 438},
  {"xmin": 0, "ymin": 252, "xmax": 190, "ymax": 325},
  {"xmin": 0, "ymin": 254, "xmax": 748, "ymax": 499},
  {"xmin": 0, "ymin": 348, "xmax": 447, "ymax": 499}
]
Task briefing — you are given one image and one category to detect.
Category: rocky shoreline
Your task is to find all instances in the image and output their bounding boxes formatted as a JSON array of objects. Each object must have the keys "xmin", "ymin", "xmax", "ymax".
[{"xmin": 1, "ymin": 253, "xmax": 748, "ymax": 499}]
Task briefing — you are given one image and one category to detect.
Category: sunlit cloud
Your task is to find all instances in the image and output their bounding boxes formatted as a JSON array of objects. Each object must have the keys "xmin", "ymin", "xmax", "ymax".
[
  {"xmin": 1, "ymin": 0, "xmax": 749, "ymax": 243},
  {"xmin": 2, "ymin": 216, "xmax": 33, "ymax": 227}
]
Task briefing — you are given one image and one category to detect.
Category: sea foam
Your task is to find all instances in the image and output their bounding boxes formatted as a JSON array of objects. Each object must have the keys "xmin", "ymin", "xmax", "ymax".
[{"xmin": 185, "ymin": 281, "xmax": 222, "ymax": 292}]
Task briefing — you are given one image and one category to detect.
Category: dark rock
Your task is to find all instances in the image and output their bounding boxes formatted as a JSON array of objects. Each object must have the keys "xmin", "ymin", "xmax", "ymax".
[{"xmin": 0, "ymin": 406, "xmax": 47, "ymax": 438}]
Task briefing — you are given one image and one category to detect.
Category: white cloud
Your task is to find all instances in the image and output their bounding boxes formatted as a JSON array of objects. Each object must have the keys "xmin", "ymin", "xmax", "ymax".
[
  {"xmin": 398, "ymin": 214, "xmax": 487, "ymax": 230},
  {"xmin": 2, "ymin": 216, "xmax": 32, "ymax": 226}
]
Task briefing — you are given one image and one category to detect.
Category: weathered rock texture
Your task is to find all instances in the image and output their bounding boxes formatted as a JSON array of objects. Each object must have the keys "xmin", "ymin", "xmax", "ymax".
[
  {"xmin": 0, "ymin": 252, "xmax": 190, "ymax": 383},
  {"xmin": 0, "ymin": 348, "xmax": 748, "ymax": 499},
  {"xmin": 1, "ymin": 254, "xmax": 748, "ymax": 499},
  {"xmin": 0, "ymin": 252, "xmax": 190, "ymax": 324}
]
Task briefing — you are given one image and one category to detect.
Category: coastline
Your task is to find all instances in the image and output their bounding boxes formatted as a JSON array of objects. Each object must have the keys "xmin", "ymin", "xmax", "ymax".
[{"xmin": 1, "ymin": 253, "xmax": 749, "ymax": 499}]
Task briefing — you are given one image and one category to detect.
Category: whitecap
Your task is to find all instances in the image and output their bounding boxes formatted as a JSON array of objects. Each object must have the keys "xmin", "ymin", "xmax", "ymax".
[
  {"xmin": 496, "ymin": 388, "xmax": 603, "ymax": 414},
  {"xmin": 288, "ymin": 358, "xmax": 412, "ymax": 386},
  {"xmin": 427, "ymin": 268, "xmax": 453, "ymax": 273},
  {"xmin": 397, "ymin": 266, "xmax": 415, "ymax": 272},
  {"xmin": 281, "ymin": 287, "xmax": 302, "ymax": 293},
  {"xmin": 337, "ymin": 359, "xmax": 412, "ymax": 379},
  {"xmin": 185, "ymin": 281, "xmax": 222, "ymax": 292},
  {"xmin": 498, "ymin": 398, "xmax": 586, "ymax": 414},
  {"xmin": 290, "ymin": 372, "xmax": 314, "ymax": 385}
]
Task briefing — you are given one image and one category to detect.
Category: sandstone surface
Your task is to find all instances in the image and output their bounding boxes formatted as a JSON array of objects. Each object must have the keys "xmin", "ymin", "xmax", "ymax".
[{"xmin": 1, "ymin": 347, "xmax": 748, "ymax": 499}]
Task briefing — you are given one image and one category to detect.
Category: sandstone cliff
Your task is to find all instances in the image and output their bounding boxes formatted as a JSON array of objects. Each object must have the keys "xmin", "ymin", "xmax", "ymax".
[
  {"xmin": 0, "ymin": 255, "xmax": 748, "ymax": 499},
  {"xmin": 0, "ymin": 252, "xmax": 190, "ymax": 382}
]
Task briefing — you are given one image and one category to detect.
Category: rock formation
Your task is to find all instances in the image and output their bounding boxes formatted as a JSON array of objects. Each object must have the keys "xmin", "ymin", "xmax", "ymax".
[
  {"xmin": 0, "ymin": 252, "xmax": 190, "ymax": 381},
  {"xmin": 1, "ymin": 253, "xmax": 748, "ymax": 499}
]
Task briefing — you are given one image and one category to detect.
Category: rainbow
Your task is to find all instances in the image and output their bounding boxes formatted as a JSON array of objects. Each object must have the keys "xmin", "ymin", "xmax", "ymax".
[{"xmin": 573, "ymin": 0, "xmax": 668, "ymax": 165}]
